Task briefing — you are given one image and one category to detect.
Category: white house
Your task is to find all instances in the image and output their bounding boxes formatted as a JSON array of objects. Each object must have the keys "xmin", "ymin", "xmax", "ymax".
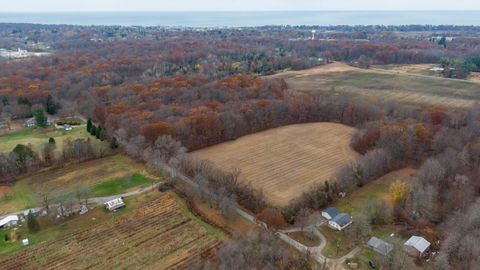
[
  {"xmin": 321, "ymin": 207, "xmax": 339, "ymax": 220},
  {"xmin": 328, "ymin": 213, "xmax": 352, "ymax": 231},
  {"xmin": 404, "ymin": 236, "xmax": 431, "ymax": 257},
  {"xmin": 105, "ymin": 198, "xmax": 126, "ymax": 212},
  {"xmin": 0, "ymin": 215, "xmax": 19, "ymax": 228}
]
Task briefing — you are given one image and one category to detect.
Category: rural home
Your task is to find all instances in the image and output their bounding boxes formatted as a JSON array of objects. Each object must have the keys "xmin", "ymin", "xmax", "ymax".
[
  {"xmin": 403, "ymin": 236, "xmax": 431, "ymax": 257},
  {"xmin": 63, "ymin": 124, "xmax": 73, "ymax": 131},
  {"xmin": 0, "ymin": 215, "xmax": 19, "ymax": 228},
  {"xmin": 328, "ymin": 213, "xmax": 352, "ymax": 231},
  {"xmin": 367, "ymin": 236, "xmax": 393, "ymax": 256},
  {"xmin": 321, "ymin": 207, "xmax": 339, "ymax": 220},
  {"xmin": 105, "ymin": 198, "xmax": 126, "ymax": 212}
]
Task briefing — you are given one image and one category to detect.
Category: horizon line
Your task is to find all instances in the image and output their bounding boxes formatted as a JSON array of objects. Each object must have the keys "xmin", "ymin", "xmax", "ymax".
[{"xmin": 1, "ymin": 10, "xmax": 480, "ymax": 13}]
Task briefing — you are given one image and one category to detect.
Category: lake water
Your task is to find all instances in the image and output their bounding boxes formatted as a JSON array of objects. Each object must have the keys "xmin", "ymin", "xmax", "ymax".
[{"xmin": 0, "ymin": 11, "xmax": 480, "ymax": 27}]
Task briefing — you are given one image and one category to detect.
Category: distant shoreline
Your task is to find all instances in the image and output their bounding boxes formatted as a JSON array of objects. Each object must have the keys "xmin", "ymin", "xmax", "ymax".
[{"xmin": 0, "ymin": 11, "xmax": 480, "ymax": 27}]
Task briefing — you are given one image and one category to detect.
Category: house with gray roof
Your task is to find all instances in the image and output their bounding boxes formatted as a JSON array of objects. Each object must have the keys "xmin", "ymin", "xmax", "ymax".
[
  {"xmin": 321, "ymin": 207, "xmax": 339, "ymax": 220},
  {"xmin": 367, "ymin": 237, "xmax": 393, "ymax": 256},
  {"xmin": 328, "ymin": 213, "xmax": 352, "ymax": 231}
]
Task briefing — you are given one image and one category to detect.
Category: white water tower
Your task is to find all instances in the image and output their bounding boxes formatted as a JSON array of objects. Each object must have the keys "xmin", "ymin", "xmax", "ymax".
[{"xmin": 311, "ymin": 30, "xmax": 316, "ymax": 40}]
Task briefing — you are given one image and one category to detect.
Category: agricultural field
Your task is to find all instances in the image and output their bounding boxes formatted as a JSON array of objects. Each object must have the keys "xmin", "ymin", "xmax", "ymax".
[
  {"xmin": 0, "ymin": 192, "xmax": 222, "ymax": 269},
  {"xmin": 269, "ymin": 62, "xmax": 480, "ymax": 108},
  {"xmin": 191, "ymin": 122, "xmax": 358, "ymax": 206},
  {"xmin": 0, "ymin": 155, "xmax": 161, "ymax": 215},
  {"xmin": 0, "ymin": 126, "xmax": 107, "ymax": 154}
]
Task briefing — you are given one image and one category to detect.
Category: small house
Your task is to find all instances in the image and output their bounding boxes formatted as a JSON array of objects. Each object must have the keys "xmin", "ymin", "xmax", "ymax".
[
  {"xmin": 63, "ymin": 124, "xmax": 72, "ymax": 131},
  {"xmin": 0, "ymin": 215, "xmax": 19, "ymax": 228},
  {"xmin": 367, "ymin": 237, "xmax": 393, "ymax": 256},
  {"xmin": 321, "ymin": 207, "xmax": 339, "ymax": 220},
  {"xmin": 105, "ymin": 198, "xmax": 126, "ymax": 212},
  {"xmin": 404, "ymin": 236, "xmax": 431, "ymax": 257},
  {"xmin": 328, "ymin": 213, "xmax": 352, "ymax": 231}
]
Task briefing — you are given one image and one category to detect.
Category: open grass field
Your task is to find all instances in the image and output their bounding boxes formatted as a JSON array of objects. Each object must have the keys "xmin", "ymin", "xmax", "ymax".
[
  {"xmin": 191, "ymin": 123, "xmax": 358, "ymax": 206},
  {"xmin": 334, "ymin": 168, "xmax": 416, "ymax": 215},
  {"xmin": 269, "ymin": 62, "xmax": 480, "ymax": 108},
  {"xmin": 0, "ymin": 191, "xmax": 222, "ymax": 270},
  {"xmin": 0, "ymin": 126, "xmax": 107, "ymax": 154},
  {"xmin": 0, "ymin": 155, "xmax": 161, "ymax": 215}
]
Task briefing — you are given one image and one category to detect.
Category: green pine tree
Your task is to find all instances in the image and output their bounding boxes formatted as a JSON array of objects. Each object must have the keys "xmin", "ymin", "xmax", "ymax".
[
  {"xmin": 33, "ymin": 108, "xmax": 48, "ymax": 128},
  {"xmin": 90, "ymin": 125, "xmax": 97, "ymax": 136},
  {"xmin": 45, "ymin": 95, "xmax": 58, "ymax": 115},
  {"xmin": 86, "ymin": 119, "xmax": 92, "ymax": 133}
]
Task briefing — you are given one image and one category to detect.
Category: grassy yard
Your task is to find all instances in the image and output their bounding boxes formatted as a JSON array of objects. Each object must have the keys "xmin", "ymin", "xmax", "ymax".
[
  {"xmin": 92, "ymin": 173, "xmax": 156, "ymax": 197},
  {"xmin": 0, "ymin": 126, "xmax": 106, "ymax": 154},
  {"xmin": 320, "ymin": 226, "xmax": 355, "ymax": 258},
  {"xmin": 334, "ymin": 168, "xmax": 416, "ymax": 214},
  {"xmin": 0, "ymin": 155, "xmax": 162, "ymax": 215}
]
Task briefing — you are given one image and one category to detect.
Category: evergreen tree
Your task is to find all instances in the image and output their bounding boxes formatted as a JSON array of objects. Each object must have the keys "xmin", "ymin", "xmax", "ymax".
[
  {"xmin": 1, "ymin": 96, "xmax": 8, "ymax": 106},
  {"xmin": 96, "ymin": 126, "xmax": 102, "ymax": 139},
  {"xmin": 17, "ymin": 96, "xmax": 31, "ymax": 106},
  {"xmin": 90, "ymin": 125, "xmax": 97, "ymax": 136},
  {"xmin": 4, "ymin": 233, "xmax": 10, "ymax": 242},
  {"xmin": 33, "ymin": 108, "xmax": 48, "ymax": 127},
  {"xmin": 45, "ymin": 95, "xmax": 57, "ymax": 115},
  {"xmin": 27, "ymin": 211, "xmax": 40, "ymax": 233},
  {"xmin": 86, "ymin": 119, "xmax": 92, "ymax": 133}
]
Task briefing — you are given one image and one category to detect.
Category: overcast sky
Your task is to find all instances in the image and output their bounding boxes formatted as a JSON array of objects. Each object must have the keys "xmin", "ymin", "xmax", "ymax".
[{"xmin": 2, "ymin": 0, "xmax": 479, "ymax": 12}]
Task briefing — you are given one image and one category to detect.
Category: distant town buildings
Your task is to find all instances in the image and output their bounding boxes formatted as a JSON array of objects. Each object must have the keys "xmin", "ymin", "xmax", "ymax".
[{"xmin": 0, "ymin": 48, "xmax": 50, "ymax": 59}]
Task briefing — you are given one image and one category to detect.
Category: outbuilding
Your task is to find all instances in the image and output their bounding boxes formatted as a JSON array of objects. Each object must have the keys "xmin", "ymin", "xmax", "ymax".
[
  {"xmin": 328, "ymin": 213, "xmax": 352, "ymax": 231},
  {"xmin": 367, "ymin": 236, "xmax": 393, "ymax": 256},
  {"xmin": 321, "ymin": 207, "xmax": 339, "ymax": 220},
  {"xmin": 105, "ymin": 198, "xmax": 126, "ymax": 212},
  {"xmin": 404, "ymin": 236, "xmax": 431, "ymax": 257},
  {"xmin": 0, "ymin": 215, "xmax": 19, "ymax": 228}
]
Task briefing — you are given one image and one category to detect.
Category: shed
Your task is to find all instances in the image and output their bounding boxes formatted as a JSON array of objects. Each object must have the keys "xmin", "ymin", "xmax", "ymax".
[
  {"xmin": 367, "ymin": 237, "xmax": 393, "ymax": 256},
  {"xmin": 22, "ymin": 238, "xmax": 29, "ymax": 246},
  {"xmin": 105, "ymin": 198, "xmax": 126, "ymax": 212},
  {"xmin": 321, "ymin": 207, "xmax": 339, "ymax": 220},
  {"xmin": 404, "ymin": 236, "xmax": 431, "ymax": 257},
  {"xmin": 0, "ymin": 215, "xmax": 19, "ymax": 228},
  {"xmin": 328, "ymin": 213, "xmax": 352, "ymax": 231}
]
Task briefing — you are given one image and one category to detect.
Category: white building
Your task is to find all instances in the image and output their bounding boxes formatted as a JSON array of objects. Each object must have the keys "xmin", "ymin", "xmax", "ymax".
[
  {"xmin": 404, "ymin": 236, "xmax": 431, "ymax": 257},
  {"xmin": 0, "ymin": 215, "xmax": 19, "ymax": 228},
  {"xmin": 105, "ymin": 198, "xmax": 126, "ymax": 212}
]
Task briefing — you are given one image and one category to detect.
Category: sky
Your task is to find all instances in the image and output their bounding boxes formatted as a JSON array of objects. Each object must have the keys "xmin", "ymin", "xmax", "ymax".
[{"xmin": 1, "ymin": 0, "xmax": 479, "ymax": 12}]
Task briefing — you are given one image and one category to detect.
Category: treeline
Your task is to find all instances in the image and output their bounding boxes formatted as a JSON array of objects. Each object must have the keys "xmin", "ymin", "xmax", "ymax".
[{"xmin": 0, "ymin": 138, "xmax": 108, "ymax": 184}]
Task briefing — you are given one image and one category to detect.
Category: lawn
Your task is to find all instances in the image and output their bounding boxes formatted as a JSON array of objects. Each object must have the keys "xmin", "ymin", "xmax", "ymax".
[
  {"xmin": 320, "ymin": 226, "xmax": 355, "ymax": 258},
  {"xmin": 0, "ymin": 126, "xmax": 106, "ymax": 154},
  {"xmin": 92, "ymin": 172, "xmax": 156, "ymax": 197},
  {"xmin": 334, "ymin": 168, "xmax": 416, "ymax": 215}
]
